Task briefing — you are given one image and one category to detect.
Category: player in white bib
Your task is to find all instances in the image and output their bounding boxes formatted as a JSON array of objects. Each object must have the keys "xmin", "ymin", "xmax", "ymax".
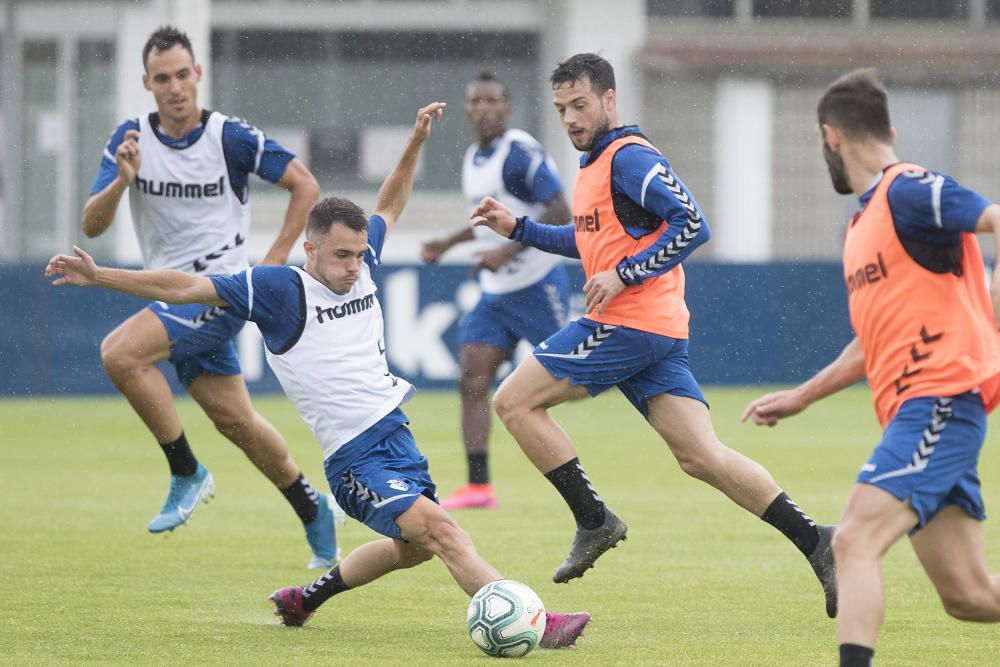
[
  {"xmin": 49, "ymin": 102, "xmax": 591, "ymax": 648},
  {"xmin": 421, "ymin": 72, "xmax": 571, "ymax": 510},
  {"xmin": 80, "ymin": 26, "xmax": 339, "ymax": 569}
]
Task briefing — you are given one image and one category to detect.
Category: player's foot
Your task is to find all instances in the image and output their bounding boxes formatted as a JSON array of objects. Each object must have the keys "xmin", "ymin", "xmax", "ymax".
[
  {"xmin": 807, "ymin": 524, "xmax": 838, "ymax": 618},
  {"xmin": 553, "ymin": 509, "xmax": 627, "ymax": 583},
  {"xmin": 440, "ymin": 483, "xmax": 498, "ymax": 510},
  {"xmin": 147, "ymin": 463, "xmax": 215, "ymax": 533},
  {"xmin": 269, "ymin": 586, "xmax": 314, "ymax": 627},
  {"xmin": 305, "ymin": 494, "xmax": 342, "ymax": 569},
  {"xmin": 539, "ymin": 611, "xmax": 591, "ymax": 649}
]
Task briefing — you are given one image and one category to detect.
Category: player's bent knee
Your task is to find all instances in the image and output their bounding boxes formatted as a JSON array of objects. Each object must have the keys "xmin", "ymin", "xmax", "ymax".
[{"xmin": 459, "ymin": 372, "xmax": 492, "ymax": 400}]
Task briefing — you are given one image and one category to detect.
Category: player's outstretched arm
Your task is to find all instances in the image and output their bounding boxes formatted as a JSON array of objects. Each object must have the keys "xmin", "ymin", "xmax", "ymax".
[
  {"xmin": 374, "ymin": 102, "xmax": 446, "ymax": 233},
  {"xmin": 81, "ymin": 129, "xmax": 141, "ymax": 238},
  {"xmin": 46, "ymin": 246, "xmax": 228, "ymax": 307},
  {"xmin": 741, "ymin": 337, "xmax": 866, "ymax": 427},
  {"xmin": 262, "ymin": 158, "xmax": 320, "ymax": 266},
  {"xmin": 975, "ymin": 203, "xmax": 1000, "ymax": 327}
]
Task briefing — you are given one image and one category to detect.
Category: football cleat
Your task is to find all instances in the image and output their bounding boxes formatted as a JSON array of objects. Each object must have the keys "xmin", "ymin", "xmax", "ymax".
[
  {"xmin": 553, "ymin": 508, "xmax": 628, "ymax": 583},
  {"xmin": 440, "ymin": 483, "xmax": 498, "ymax": 510},
  {"xmin": 305, "ymin": 494, "xmax": 342, "ymax": 569},
  {"xmin": 269, "ymin": 586, "xmax": 314, "ymax": 627},
  {"xmin": 539, "ymin": 611, "xmax": 591, "ymax": 649},
  {"xmin": 147, "ymin": 463, "xmax": 215, "ymax": 533},
  {"xmin": 808, "ymin": 524, "xmax": 838, "ymax": 618}
]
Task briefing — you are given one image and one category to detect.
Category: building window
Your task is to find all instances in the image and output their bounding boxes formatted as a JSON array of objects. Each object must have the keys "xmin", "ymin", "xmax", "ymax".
[
  {"xmin": 647, "ymin": 0, "xmax": 734, "ymax": 17},
  {"xmin": 870, "ymin": 0, "xmax": 968, "ymax": 19},
  {"xmin": 752, "ymin": 0, "xmax": 851, "ymax": 18}
]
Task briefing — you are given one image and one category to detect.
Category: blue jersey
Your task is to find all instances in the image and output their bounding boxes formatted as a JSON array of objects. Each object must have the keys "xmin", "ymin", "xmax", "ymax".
[
  {"xmin": 514, "ymin": 125, "xmax": 710, "ymax": 285},
  {"xmin": 469, "ymin": 137, "xmax": 563, "ymax": 205},
  {"xmin": 210, "ymin": 215, "xmax": 386, "ymax": 352},
  {"xmin": 859, "ymin": 167, "xmax": 991, "ymax": 244},
  {"xmin": 91, "ymin": 111, "xmax": 295, "ymax": 202}
]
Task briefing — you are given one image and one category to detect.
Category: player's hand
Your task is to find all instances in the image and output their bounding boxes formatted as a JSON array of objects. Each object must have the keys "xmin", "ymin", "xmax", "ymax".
[
  {"xmin": 413, "ymin": 102, "xmax": 446, "ymax": 143},
  {"xmin": 420, "ymin": 239, "xmax": 450, "ymax": 263},
  {"xmin": 114, "ymin": 129, "xmax": 141, "ymax": 183},
  {"xmin": 474, "ymin": 245, "xmax": 516, "ymax": 272},
  {"xmin": 740, "ymin": 389, "xmax": 808, "ymax": 427},
  {"xmin": 470, "ymin": 197, "xmax": 517, "ymax": 237},
  {"xmin": 583, "ymin": 269, "xmax": 626, "ymax": 315},
  {"xmin": 45, "ymin": 246, "xmax": 99, "ymax": 287}
]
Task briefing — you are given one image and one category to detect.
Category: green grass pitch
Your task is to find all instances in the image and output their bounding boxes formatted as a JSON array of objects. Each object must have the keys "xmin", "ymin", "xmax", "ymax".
[{"xmin": 2, "ymin": 388, "xmax": 998, "ymax": 665}]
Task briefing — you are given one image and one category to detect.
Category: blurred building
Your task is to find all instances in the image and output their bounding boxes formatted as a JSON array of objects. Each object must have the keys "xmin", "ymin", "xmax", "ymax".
[{"xmin": 3, "ymin": 0, "xmax": 1000, "ymax": 265}]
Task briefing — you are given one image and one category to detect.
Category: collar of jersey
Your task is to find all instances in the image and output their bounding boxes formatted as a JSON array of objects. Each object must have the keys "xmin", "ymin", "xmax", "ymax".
[
  {"xmin": 149, "ymin": 109, "xmax": 210, "ymax": 149},
  {"xmin": 580, "ymin": 125, "xmax": 645, "ymax": 168}
]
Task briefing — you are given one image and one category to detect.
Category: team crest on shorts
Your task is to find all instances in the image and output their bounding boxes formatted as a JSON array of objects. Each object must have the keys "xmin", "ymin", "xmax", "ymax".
[{"xmin": 387, "ymin": 479, "xmax": 409, "ymax": 491}]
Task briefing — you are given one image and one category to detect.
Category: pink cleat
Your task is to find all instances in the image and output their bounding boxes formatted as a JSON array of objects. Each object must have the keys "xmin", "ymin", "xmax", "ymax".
[
  {"xmin": 539, "ymin": 611, "xmax": 591, "ymax": 648},
  {"xmin": 440, "ymin": 483, "xmax": 498, "ymax": 510},
  {"xmin": 269, "ymin": 586, "xmax": 314, "ymax": 627}
]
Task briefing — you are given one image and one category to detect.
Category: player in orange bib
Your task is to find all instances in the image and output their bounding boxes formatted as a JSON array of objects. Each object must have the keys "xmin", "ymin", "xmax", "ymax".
[
  {"xmin": 743, "ymin": 69, "xmax": 1000, "ymax": 667},
  {"xmin": 472, "ymin": 53, "xmax": 837, "ymax": 618}
]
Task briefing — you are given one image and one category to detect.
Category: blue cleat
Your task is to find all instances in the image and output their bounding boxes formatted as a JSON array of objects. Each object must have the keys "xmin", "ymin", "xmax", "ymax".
[
  {"xmin": 305, "ymin": 494, "xmax": 342, "ymax": 569},
  {"xmin": 148, "ymin": 463, "xmax": 215, "ymax": 533}
]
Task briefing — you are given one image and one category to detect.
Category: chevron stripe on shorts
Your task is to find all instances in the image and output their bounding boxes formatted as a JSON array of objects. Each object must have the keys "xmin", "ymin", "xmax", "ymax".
[
  {"xmin": 571, "ymin": 324, "xmax": 616, "ymax": 358},
  {"xmin": 869, "ymin": 397, "xmax": 953, "ymax": 484}
]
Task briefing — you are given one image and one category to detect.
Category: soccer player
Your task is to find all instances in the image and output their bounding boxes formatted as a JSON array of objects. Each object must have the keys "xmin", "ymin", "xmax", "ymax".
[
  {"xmin": 421, "ymin": 72, "xmax": 571, "ymax": 510},
  {"xmin": 471, "ymin": 53, "xmax": 838, "ymax": 616},
  {"xmin": 80, "ymin": 26, "xmax": 338, "ymax": 568},
  {"xmin": 49, "ymin": 102, "xmax": 591, "ymax": 649},
  {"xmin": 742, "ymin": 69, "xmax": 1000, "ymax": 667}
]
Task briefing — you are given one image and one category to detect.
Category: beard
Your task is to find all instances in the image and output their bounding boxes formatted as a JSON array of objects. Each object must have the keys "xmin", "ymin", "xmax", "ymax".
[
  {"xmin": 573, "ymin": 110, "xmax": 612, "ymax": 151},
  {"xmin": 822, "ymin": 139, "xmax": 853, "ymax": 195}
]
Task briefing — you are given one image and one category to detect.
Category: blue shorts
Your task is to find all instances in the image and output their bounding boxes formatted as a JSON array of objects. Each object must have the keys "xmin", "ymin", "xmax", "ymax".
[
  {"xmin": 533, "ymin": 318, "xmax": 706, "ymax": 418},
  {"xmin": 148, "ymin": 302, "xmax": 245, "ymax": 388},
  {"xmin": 459, "ymin": 266, "xmax": 569, "ymax": 356},
  {"xmin": 323, "ymin": 423, "xmax": 438, "ymax": 540},
  {"xmin": 857, "ymin": 391, "xmax": 987, "ymax": 532}
]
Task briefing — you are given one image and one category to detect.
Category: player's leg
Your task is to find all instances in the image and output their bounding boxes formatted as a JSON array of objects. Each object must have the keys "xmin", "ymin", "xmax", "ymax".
[
  {"xmin": 187, "ymin": 372, "xmax": 338, "ymax": 568},
  {"xmin": 911, "ymin": 505, "xmax": 1000, "ymax": 621},
  {"xmin": 633, "ymin": 336, "xmax": 837, "ymax": 615},
  {"xmin": 493, "ymin": 322, "xmax": 625, "ymax": 584},
  {"xmin": 832, "ymin": 484, "xmax": 916, "ymax": 664},
  {"xmin": 440, "ymin": 342, "xmax": 507, "ymax": 510},
  {"xmin": 100, "ymin": 307, "xmax": 213, "ymax": 533}
]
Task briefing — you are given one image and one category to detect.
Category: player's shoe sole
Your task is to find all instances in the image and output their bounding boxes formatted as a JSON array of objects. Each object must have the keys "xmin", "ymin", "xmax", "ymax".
[
  {"xmin": 808, "ymin": 524, "xmax": 838, "ymax": 618},
  {"xmin": 540, "ymin": 611, "xmax": 591, "ymax": 648},
  {"xmin": 553, "ymin": 508, "xmax": 627, "ymax": 583}
]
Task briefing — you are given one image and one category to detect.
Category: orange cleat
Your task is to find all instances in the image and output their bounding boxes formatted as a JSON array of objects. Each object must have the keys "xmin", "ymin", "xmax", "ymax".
[{"xmin": 440, "ymin": 483, "xmax": 498, "ymax": 510}]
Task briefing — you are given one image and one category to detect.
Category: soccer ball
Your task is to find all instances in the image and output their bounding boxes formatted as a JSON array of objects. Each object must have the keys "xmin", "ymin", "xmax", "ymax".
[{"xmin": 467, "ymin": 579, "xmax": 546, "ymax": 658}]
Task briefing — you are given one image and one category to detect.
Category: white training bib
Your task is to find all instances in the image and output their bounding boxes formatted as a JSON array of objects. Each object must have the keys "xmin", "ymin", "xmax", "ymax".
[
  {"xmin": 129, "ymin": 111, "xmax": 250, "ymax": 275},
  {"xmin": 263, "ymin": 265, "xmax": 414, "ymax": 459},
  {"xmin": 462, "ymin": 129, "xmax": 563, "ymax": 294}
]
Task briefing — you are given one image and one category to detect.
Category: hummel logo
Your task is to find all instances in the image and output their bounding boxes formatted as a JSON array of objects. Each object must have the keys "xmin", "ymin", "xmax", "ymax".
[{"xmin": 539, "ymin": 342, "xmax": 549, "ymax": 350}]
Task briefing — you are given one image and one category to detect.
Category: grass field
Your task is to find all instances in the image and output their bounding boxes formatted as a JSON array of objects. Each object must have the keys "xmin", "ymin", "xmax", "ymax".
[{"xmin": 2, "ymin": 387, "xmax": 999, "ymax": 665}]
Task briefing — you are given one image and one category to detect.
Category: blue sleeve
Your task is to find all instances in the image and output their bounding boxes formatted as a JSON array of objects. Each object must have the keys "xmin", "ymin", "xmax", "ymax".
[
  {"xmin": 888, "ymin": 170, "xmax": 991, "ymax": 244},
  {"xmin": 502, "ymin": 141, "xmax": 564, "ymax": 204},
  {"xmin": 210, "ymin": 266, "xmax": 305, "ymax": 354},
  {"xmin": 610, "ymin": 144, "xmax": 710, "ymax": 285},
  {"xmin": 511, "ymin": 217, "xmax": 580, "ymax": 258},
  {"xmin": 366, "ymin": 215, "xmax": 388, "ymax": 273},
  {"xmin": 90, "ymin": 119, "xmax": 140, "ymax": 194},
  {"xmin": 222, "ymin": 118, "xmax": 295, "ymax": 198}
]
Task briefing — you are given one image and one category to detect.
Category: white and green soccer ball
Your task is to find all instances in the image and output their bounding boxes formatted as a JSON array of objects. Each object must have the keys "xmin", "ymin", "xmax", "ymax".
[{"xmin": 467, "ymin": 579, "xmax": 546, "ymax": 658}]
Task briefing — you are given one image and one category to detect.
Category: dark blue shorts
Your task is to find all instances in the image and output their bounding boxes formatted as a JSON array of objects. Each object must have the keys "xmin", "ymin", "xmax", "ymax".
[
  {"xmin": 533, "ymin": 318, "xmax": 706, "ymax": 418},
  {"xmin": 857, "ymin": 391, "xmax": 987, "ymax": 532},
  {"xmin": 148, "ymin": 302, "xmax": 244, "ymax": 388},
  {"xmin": 459, "ymin": 266, "xmax": 569, "ymax": 356},
  {"xmin": 323, "ymin": 424, "xmax": 438, "ymax": 540}
]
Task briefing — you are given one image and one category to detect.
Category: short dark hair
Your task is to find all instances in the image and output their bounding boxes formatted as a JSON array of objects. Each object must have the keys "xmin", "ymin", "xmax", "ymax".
[
  {"xmin": 469, "ymin": 70, "xmax": 510, "ymax": 100},
  {"xmin": 307, "ymin": 197, "xmax": 368, "ymax": 240},
  {"xmin": 143, "ymin": 26, "xmax": 195, "ymax": 69},
  {"xmin": 550, "ymin": 53, "xmax": 616, "ymax": 95},
  {"xmin": 817, "ymin": 68, "xmax": 892, "ymax": 142}
]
